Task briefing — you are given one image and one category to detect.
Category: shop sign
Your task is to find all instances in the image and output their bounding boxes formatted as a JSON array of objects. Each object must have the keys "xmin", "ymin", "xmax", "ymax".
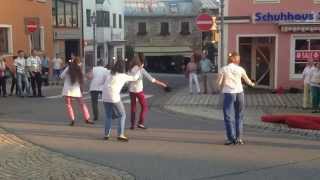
[
  {"xmin": 295, "ymin": 50, "xmax": 320, "ymax": 61},
  {"xmin": 254, "ymin": 11, "xmax": 320, "ymax": 23}
]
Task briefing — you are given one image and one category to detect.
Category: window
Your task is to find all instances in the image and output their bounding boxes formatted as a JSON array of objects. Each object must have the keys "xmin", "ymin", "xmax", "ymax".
[
  {"xmin": 254, "ymin": 0, "xmax": 280, "ymax": 3},
  {"xmin": 0, "ymin": 28, "xmax": 9, "ymax": 54},
  {"xmin": 53, "ymin": 0, "xmax": 78, "ymax": 27},
  {"xmin": 116, "ymin": 48, "xmax": 123, "ymax": 60},
  {"xmin": 96, "ymin": 11, "xmax": 110, "ymax": 27},
  {"xmin": 160, "ymin": 22, "xmax": 170, "ymax": 36},
  {"xmin": 119, "ymin": 14, "xmax": 122, "ymax": 29},
  {"xmin": 293, "ymin": 38, "xmax": 320, "ymax": 75},
  {"xmin": 113, "ymin": 14, "xmax": 117, "ymax": 28},
  {"xmin": 86, "ymin": 9, "xmax": 91, "ymax": 27},
  {"xmin": 180, "ymin": 22, "xmax": 190, "ymax": 35},
  {"xmin": 31, "ymin": 29, "xmax": 42, "ymax": 51},
  {"xmin": 52, "ymin": 0, "xmax": 57, "ymax": 26},
  {"xmin": 137, "ymin": 22, "xmax": 147, "ymax": 35}
]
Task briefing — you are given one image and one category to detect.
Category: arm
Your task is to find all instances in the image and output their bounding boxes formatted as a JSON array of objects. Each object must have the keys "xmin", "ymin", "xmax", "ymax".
[
  {"xmin": 59, "ymin": 67, "xmax": 69, "ymax": 79},
  {"xmin": 216, "ymin": 72, "xmax": 224, "ymax": 90},
  {"xmin": 142, "ymin": 68, "xmax": 167, "ymax": 87},
  {"xmin": 241, "ymin": 69, "xmax": 255, "ymax": 87}
]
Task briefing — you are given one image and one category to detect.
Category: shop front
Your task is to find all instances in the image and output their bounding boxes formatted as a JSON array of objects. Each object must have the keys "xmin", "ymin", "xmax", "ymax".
[{"xmin": 226, "ymin": 0, "xmax": 320, "ymax": 89}]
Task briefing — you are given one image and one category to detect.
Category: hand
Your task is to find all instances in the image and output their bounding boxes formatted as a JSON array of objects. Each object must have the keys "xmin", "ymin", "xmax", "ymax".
[{"xmin": 164, "ymin": 86, "xmax": 172, "ymax": 92}]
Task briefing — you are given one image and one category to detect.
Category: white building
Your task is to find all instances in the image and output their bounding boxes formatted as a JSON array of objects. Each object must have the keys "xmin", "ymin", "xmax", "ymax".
[{"xmin": 83, "ymin": 0, "xmax": 125, "ymax": 71}]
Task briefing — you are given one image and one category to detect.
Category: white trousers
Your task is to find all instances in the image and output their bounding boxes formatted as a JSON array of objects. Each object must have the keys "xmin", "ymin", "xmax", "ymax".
[{"xmin": 189, "ymin": 73, "xmax": 200, "ymax": 94}]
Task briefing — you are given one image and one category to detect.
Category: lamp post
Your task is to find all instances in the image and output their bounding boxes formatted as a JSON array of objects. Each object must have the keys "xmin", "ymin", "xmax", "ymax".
[
  {"xmin": 91, "ymin": 12, "xmax": 97, "ymax": 66},
  {"xmin": 220, "ymin": 0, "xmax": 225, "ymax": 67}
]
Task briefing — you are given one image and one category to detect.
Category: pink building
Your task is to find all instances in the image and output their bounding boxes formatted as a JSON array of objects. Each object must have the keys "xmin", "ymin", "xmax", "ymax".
[{"xmin": 223, "ymin": 0, "xmax": 320, "ymax": 89}]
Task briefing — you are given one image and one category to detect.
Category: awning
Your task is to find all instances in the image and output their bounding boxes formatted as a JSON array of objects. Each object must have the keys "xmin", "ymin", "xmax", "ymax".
[
  {"xmin": 135, "ymin": 46, "xmax": 193, "ymax": 57},
  {"xmin": 279, "ymin": 23, "xmax": 320, "ymax": 33}
]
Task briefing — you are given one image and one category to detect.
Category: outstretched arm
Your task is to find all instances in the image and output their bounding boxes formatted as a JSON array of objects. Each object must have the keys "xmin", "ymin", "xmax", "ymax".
[
  {"xmin": 142, "ymin": 68, "xmax": 167, "ymax": 87},
  {"xmin": 242, "ymin": 70, "xmax": 255, "ymax": 87}
]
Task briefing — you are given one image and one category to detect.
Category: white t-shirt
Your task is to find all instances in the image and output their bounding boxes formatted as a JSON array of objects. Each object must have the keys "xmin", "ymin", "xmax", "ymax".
[
  {"xmin": 302, "ymin": 65, "xmax": 315, "ymax": 85},
  {"xmin": 14, "ymin": 57, "xmax": 26, "ymax": 74},
  {"xmin": 310, "ymin": 68, "xmax": 320, "ymax": 87},
  {"xmin": 129, "ymin": 66, "xmax": 156, "ymax": 93},
  {"xmin": 52, "ymin": 57, "xmax": 63, "ymax": 70},
  {"xmin": 89, "ymin": 66, "xmax": 109, "ymax": 92},
  {"xmin": 218, "ymin": 63, "xmax": 254, "ymax": 93},
  {"xmin": 102, "ymin": 71, "xmax": 141, "ymax": 103},
  {"xmin": 60, "ymin": 67, "xmax": 82, "ymax": 97},
  {"xmin": 27, "ymin": 56, "xmax": 41, "ymax": 72}
]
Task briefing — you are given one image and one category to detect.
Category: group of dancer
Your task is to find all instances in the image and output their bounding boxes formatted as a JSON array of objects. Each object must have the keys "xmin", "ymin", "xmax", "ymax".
[{"xmin": 60, "ymin": 53, "xmax": 168, "ymax": 142}]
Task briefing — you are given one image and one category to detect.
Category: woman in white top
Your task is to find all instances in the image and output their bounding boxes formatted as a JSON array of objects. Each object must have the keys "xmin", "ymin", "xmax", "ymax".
[
  {"xmin": 302, "ymin": 59, "xmax": 314, "ymax": 109},
  {"xmin": 186, "ymin": 53, "xmax": 201, "ymax": 94},
  {"xmin": 60, "ymin": 58, "xmax": 94, "ymax": 126},
  {"xmin": 128, "ymin": 53, "xmax": 167, "ymax": 129},
  {"xmin": 217, "ymin": 52, "xmax": 255, "ymax": 146},
  {"xmin": 309, "ymin": 63, "xmax": 320, "ymax": 113},
  {"xmin": 102, "ymin": 59, "xmax": 141, "ymax": 142}
]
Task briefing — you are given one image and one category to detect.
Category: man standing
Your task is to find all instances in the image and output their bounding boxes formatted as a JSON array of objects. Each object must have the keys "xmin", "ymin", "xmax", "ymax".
[
  {"xmin": 302, "ymin": 59, "xmax": 314, "ymax": 109},
  {"xmin": 14, "ymin": 50, "xmax": 31, "ymax": 97},
  {"xmin": 217, "ymin": 52, "xmax": 255, "ymax": 145},
  {"xmin": 27, "ymin": 49, "xmax": 43, "ymax": 97},
  {"xmin": 41, "ymin": 53, "xmax": 50, "ymax": 86},
  {"xmin": 200, "ymin": 51, "xmax": 213, "ymax": 94},
  {"xmin": 87, "ymin": 60, "xmax": 109, "ymax": 121},
  {"xmin": 51, "ymin": 54, "xmax": 64, "ymax": 85}
]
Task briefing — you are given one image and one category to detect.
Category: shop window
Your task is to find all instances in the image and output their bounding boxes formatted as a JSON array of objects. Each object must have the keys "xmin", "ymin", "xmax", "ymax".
[
  {"xmin": 160, "ymin": 22, "xmax": 170, "ymax": 36},
  {"xmin": 137, "ymin": 22, "xmax": 147, "ymax": 36},
  {"xmin": 0, "ymin": 28, "xmax": 9, "ymax": 54},
  {"xmin": 293, "ymin": 38, "xmax": 320, "ymax": 75},
  {"xmin": 180, "ymin": 22, "xmax": 190, "ymax": 35}
]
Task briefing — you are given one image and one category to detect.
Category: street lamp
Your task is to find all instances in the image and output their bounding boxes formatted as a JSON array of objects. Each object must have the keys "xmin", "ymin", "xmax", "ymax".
[
  {"xmin": 91, "ymin": 12, "xmax": 97, "ymax": 66},
  {"xmin": 220, "ymin": 0, "xmax": 225, "ymax": 67}
]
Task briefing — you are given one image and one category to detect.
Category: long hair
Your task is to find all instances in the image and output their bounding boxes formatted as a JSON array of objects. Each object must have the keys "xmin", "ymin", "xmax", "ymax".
[
  {"xmin": 137, "ymin": 52, "xmax": 145, "ymax": 65},
  {"xmin": 111, "ymin": 59, "xmax": 126, "ymax": 75},
  {"xmin": 128, "ymin": 56, "xmax": 141, "ymax": 71},
  {"xmin": 68, "ymin": 57, "xmax": 84, "ymax": 85}
]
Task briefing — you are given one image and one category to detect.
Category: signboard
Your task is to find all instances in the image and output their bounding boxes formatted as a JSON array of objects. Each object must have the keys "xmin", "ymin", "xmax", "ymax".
[
  {"xmin": 254, "ymin": 11, "xmax": 320, "ymax": 23},
  {"xmin": 295, "ymin": 50, "xmax": 320, "ymax": 61},
  {"xmin": 196, "ymin": 13, "xmax": 214, "ymax": 32},
  {"xmin": 24, "ymin": 17, "xmax": 39, "ymax": 33}
]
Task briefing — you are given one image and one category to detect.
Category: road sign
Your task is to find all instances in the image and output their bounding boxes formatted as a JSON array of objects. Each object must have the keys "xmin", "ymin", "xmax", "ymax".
[
  {"xmin": 196, "ymin": 13, "xmax": 214, "ymax": 32},
  {"xmin": 24, "ymin": 17, "xmax": 39, "ymax": 33}
]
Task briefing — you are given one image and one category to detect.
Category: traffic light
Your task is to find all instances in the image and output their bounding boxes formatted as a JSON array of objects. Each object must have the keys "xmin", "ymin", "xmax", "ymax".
[{"xmin": 210, "ymin": 16, "xmax": 217, "ymax": 31}]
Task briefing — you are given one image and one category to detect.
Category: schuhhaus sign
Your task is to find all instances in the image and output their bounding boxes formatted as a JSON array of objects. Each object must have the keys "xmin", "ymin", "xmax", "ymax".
[{"xmin": 254, "ymin": 11, "xmax": 320, "ymax": 23}]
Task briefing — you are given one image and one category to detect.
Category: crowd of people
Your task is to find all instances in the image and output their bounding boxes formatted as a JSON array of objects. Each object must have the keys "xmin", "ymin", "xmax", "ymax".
[{"xmin": 0, "ymin": 49, "xmax": 64, "ymax": 98}]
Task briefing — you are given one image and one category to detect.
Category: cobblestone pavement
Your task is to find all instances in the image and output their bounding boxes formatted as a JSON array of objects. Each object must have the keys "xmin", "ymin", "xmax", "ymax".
[
  {"xmin": 0, "ymin": 128, "xmax": 134, "ymax": 180},
  {"xmin": 164, "ymin": 87, "xmax": 320, "ymax": 139}
]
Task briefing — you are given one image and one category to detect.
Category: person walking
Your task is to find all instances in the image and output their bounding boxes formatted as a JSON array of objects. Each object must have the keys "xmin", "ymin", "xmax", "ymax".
[
  {"xmin": 27, "ymin": 49, "xmax": 43, "ymax": 97},
  {"xmin": 302, "ymin": 59, "xmax": 314, "ymax": 109},
  {"xmin": 186, "ymin": 53, "xmax": 201, "ymax": 94},
  {"xmin": 60, "ymin": 57, "xmax": 94, "ymax": 126},
  {"xmin": 102, "ymin": 59, "xmax": 141, "ymax": 142},
  {"xmin": 217, "ymin": 52, "xmax": 255, "ymax": 145},
  {"xmin": 310, "ymin": 63, "xmax": 320, "ymax": 113},
  {"xmin": 0, "ymin": 57, "xmax": 7, "ymax": 97},
  {"xmin": 128, "ymin": 53, "xmax": 167, "ymax": 130},
  {"xmin": 15, "ymin": 50, "xmax": 31, "ymax": 97},
  {"xmin": 52, "ymin": 54, "xmax": 64, "ymax": 85},
  {"xmin": 200, "ymin": 51, "xmax": 213, "ymax": 94},
  {"xmin": 87, "ymin": 60, "xmax": 109, "ymax": 121}
]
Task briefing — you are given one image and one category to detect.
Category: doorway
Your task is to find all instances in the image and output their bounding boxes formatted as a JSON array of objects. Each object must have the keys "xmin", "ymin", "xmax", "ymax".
[{"xmin": 239, "ymin": 36, "xmax": 275, "ymax": 88}]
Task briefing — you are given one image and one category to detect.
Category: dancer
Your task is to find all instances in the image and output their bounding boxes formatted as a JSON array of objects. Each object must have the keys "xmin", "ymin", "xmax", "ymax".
[
  {"xmin": 217, "ymin": 52, "xmax": 255, "ymax": 145},
  {"xmin": 186, "ymin": 53, "xmax": 201, "ymax": 94},
  {"xmin": 87, "ymin": 60, "xmax": 109, "ymax": 121},
  {"xmin": 128, "ymin": 53, "xmax": 167, "ymax": 129},
  {"xmin": 60, "ymin": 57, "xmax": 94, "ymax": 126},
  {"xmin": 102, "ymin": 58, "xmax": 141, "ymax": 142}
]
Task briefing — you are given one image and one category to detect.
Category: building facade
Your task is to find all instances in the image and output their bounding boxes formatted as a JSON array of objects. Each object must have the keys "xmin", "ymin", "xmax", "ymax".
[
  {"xmin": 223, "ymin": 0, "xmax": 320, "ymax": 89},
  {"xmin": 125, "ymin": 0, "xmax": 219, "ymax": 74},
  {"xmin": 52, "ymin": 0, "xmax": 82, "ymax": 61},
  {"xmin": 0, "ymin": 0, "xmax": 53, "ymax": 60},
  {"xmin": 83, "ymin": 0, "xmax": 125, "ymax": 71}
]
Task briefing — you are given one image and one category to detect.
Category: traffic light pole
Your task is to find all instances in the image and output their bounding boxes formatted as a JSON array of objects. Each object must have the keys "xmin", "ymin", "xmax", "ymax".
[{"xmin": 220, "ymin": 0, "xmax": 225, "ymax": 67}]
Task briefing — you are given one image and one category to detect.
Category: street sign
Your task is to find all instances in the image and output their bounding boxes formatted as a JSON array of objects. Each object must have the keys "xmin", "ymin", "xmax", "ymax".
[
  {"xmin": 24, "ymin": 17, "xmax": 39, "ymax": 33},
  {"xmin": 196, "ymin": 13, "xmax": 214, "ymax": 32}
]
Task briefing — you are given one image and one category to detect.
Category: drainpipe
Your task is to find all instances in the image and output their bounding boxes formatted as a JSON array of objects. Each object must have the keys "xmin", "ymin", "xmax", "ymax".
[
  {"xmin": 220, "ymin": 0, "xmax": 225, "ymax": 67},
  {"xmin": 81, "ymin": 0, "xmax": 85, "ymax": 72}
]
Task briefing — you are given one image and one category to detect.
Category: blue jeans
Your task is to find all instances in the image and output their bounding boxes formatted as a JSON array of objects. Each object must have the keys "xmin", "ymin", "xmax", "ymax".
[
  {"xmin": 103, "ymin": 101, "xmax": 126, "ymax": 136},
  {"xmin": 16, "ymin": 73, "xmax": 30, "ymax": 96},
  {"xmin": 223, "ymin": 93, "xmax": 245, "ymax": 141}
]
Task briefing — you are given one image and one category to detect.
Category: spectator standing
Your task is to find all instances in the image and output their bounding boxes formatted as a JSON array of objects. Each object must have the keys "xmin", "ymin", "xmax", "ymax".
[
  {"xmin": 15, "ymin": 50, "xmax": 31, "ymax": 97},
  {"xmin": 186, "ymin": 53, "xmax": 201, "ymax": 94},
  {"xmin": 41, "ymin": 53, "xmax": 50, "ymax": 86},
  {"xmin": 302, "ymin": 59, "xmax": 314, "ymax": 109},
  {"xmin": 51, "ymin": 54, "xmax": 64, "ymax": 85},
  {"xmin": 0, "ymin": 57, "xmax": 7, "ymax": 97},
  {"xmin": 200, "ymin": 51, "xmax": 213, "ymax": 94},
  {"xmin": 27, "ymin": 49, "xmax": 43, "ymax": 97},
  {"xmin": 310, "ymin": 63, "xmax": 320, "ymax": 113}
]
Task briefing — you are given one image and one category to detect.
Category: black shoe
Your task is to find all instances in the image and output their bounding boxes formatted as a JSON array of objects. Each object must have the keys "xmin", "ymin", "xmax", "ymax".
[
  {"xmin": 38, "ymin": 95, "xmax": 45, "ymax": 97},
  {"xmin": 224, "ymin": 140, "xmax": 235, "ymax": 146},
  {"xmin": 103, "ymin": 136, "xmax": 110, "ymax": 140},
  {"xmin": 69, "ymin": 121, "xmax": 75, "ymax": 126},
  {"xmin": 235, "ymin": 139, "xmax": 245, "ymax": 145},
  {"xmin": 85, "ymin": 120, "xmax": 94, "ymax": 125},
  {"xmin": 137, "ymin": 124, "xmax": 147, "ymax": 129},
  {"xmin": 117, "ymin": 136, "xmax": 129, "ymax": 142}
]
